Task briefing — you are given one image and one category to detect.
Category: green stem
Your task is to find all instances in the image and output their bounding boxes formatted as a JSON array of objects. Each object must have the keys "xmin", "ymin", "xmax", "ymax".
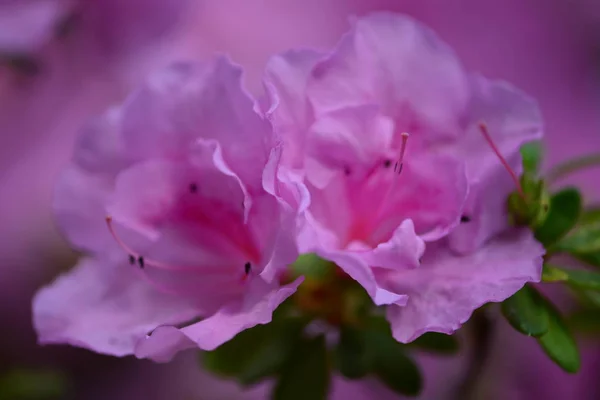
[{"xmin": 546, "ymin": 153, "xmax": 600, "ymax": 184}]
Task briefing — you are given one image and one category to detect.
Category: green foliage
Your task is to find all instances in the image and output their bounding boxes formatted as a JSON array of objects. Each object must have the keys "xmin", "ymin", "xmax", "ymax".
[
  {"xmin": 535, "ymin": 188, "xmax": 582, "ymax": 246},
  {"xmin": 273, "ymin": 335, "xmax": 330, "ymax": 400},
  {"xmin": 536, "ymin": 299, "xmax": 581, "ymax": 373},
  {"xmin": 507, "ymin": 175, "xmax": 550, "ymax": 228},
  {"xmin": 202, "ymin": 312, "xmax": 308, "ymax": 386},
  {"xmin": 409, "ymin": 332, "xmax": 459, "ymax": 355},
  {"xmin": 554, "ymin": 208, "xmax": 600, "ymax": 254},
  {"xmin": 501, "ymin": 285, "xmax": 549, "ymax": 337},
  {"xmin": 543, "ymin": 264, "xmax": 600, "ymax": 291}
]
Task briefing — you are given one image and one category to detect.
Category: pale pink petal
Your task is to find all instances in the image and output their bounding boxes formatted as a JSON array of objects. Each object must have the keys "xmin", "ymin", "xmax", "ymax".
[
  {"xmin": 120, "ymin": 58, "xmax": 274, "ymax": 187},
  {"xmin": 264, "ymin": 49, "xmax": 324, "ymax": 169},
  {"xmin": 33, "ymin": 257, "xmax": 199, "ymax": 357},
  {"xmin": 448, "ymin": 76, "xmax": 543, "ymax": 253},
  {"xmin": 316, "ymin": 249, "xmax": 407, "ymax": 307},
  {"xmin": 358, "ymin": 219, "xmax": 425, "ymax": 270},
  {"xmin": 307, "ymin": 12, "xmax": 470, "ymax": 138},
  {"xmin": 384, "ymin": 229, "xmax": 544, "ymax": 343},
  {"xmin": 135, "ymin": 277, "xmax": 303, "ymax": 361}
]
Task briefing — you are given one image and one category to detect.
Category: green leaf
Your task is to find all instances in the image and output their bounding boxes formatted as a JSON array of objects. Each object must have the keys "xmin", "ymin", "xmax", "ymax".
[
  {"xmin": 554, "ymin": 221, "xmax": 600, "ymax": 254},
  {"xmin": 365, "ymin": 330, "xmax": 422, "ymax": 397},
  {"xmin": 521, "ymin": 141, "xmax": 543, "ymax": 174},
  {"xmin": 203, "ymin": 317, "xmax": 305, "ymax": 386},
  {"xmin": 0, "ymin": 369, "xmax": 67, "ymax": 400},
  {"xmin": 535, "ymin": 188, "xmax": 582, "ymax": 246},
  {"xmin": 501, "ymin": 285, "xmax": 549, "ymax": 337},
  {"xmin": 576, "ymin": 252, "xmax": 600, "ymax": 268},
  {"xmin": 580, "ymin": 205, "xmax": 600, "ymax": 225},
  {"xmin": 536, "ymin": 300, "xmax": 581, "ymax": 373},
  {"xmin": 543, "ymin": 264, "xmax": 600, "ymax": 291},
  {"xmin": 335, "ymin": 326, "xmax": 369, "ymax": 379},
  {"xmin": 273, "ymin": 335, "xmax": 330, "ymax": 400},
  {"xmin": 409, "ymin": 332, "xmax": 459, "ymax": 355}
]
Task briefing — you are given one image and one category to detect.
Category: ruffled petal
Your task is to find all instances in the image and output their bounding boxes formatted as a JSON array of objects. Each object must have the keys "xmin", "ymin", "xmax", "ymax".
[
  {"xmin": 307, "ymin": 12, "xmax": 470, "ymax": 138},
  {"xmin": 135, "ymin": 277, "xmax": 303, "ymax": 361},
  {"xmin": 384, "ymin": 229, "xmax": 544, "ymax": 343},
  {"xmin": 33, "ymin": 257, "xmax": 199, "ymax": 357}
]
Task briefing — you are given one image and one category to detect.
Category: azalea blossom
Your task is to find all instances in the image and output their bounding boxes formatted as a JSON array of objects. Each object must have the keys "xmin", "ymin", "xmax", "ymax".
[
  {"xmin": 265, "ymin": 12, "xmax": 545, "ymax": 342},
  {"xmin": 33, "ymin": 57, "xmax": 303, "ymax": 361}
]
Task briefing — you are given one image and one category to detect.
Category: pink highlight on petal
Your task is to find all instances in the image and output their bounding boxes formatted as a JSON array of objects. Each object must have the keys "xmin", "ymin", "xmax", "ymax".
[{"xmin": 478, "ymin": 122, "xmax": 525, "ymax": 198}]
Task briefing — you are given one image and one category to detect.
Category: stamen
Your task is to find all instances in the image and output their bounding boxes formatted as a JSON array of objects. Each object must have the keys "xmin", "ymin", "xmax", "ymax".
[
  {"xmin": 478, "ymin": 123, "xmax": 525, "ymax": 198},
  {"xmin": 244, "ymin": 262, "xmax": 252, "ymax": 275},
  {"xmin": 394, "ymin": 132, "xmax": 410, "ymax": 175},
  {"xmin": 373, "ymin": 132, "xmax": 411, "ymax": 222},
  {"xmin": 105, "ymin": 216, "xmax": 221, "ymax": 273}
]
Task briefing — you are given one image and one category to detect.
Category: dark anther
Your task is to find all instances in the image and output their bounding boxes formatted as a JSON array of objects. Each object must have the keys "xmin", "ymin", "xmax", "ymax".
[
  {"xmin": 138, "ymin": 256, "xmax": 145, "ymax": 269},
  {"xmin": 128, "ymin": 255, "xmax": 136, "ymax": 265},
  {"xmin": 343, "ymin": 166, "xmax": 351, "ymax": 176},
  {"xmin": 383, "ymin": 159, "xmax": 392, "ymax": 168},
  {"xmin": 394, "ymin": 162, "xmax": 403, "ymax": 174},
  {"xmin": 460, "ymin": 215, "xmax": 471, "ymax": 223},
  {"xmin": 189, "ymin": 183, "xmax": 198, "ymax": 193},
  {"xmin": 244, "ymin": 262, "xmax": 252, "ymax": 275}
]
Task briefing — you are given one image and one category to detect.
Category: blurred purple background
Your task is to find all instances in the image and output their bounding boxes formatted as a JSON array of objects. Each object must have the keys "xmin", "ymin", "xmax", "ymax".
[{"xmin": 1, "ymin": 1, "xmax": 599, "ymax": 399}]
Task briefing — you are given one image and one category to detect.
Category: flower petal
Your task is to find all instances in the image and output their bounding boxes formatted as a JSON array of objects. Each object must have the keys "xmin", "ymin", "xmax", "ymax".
[
  {"xmin": 134, "ymin": 277, "xmax": 303, "ymax": 361},
  {"xmin": 33, "ymin": 257, "xmax": 199, "ymax": 357},
  {"xmin": 308, "ymin": 12, "xmax": 470, "ymax": 137},
  {"xmin": 448, "ymin": 76, "xmax": 543, "ymax": 253},
  {"xmin": 264, "ymin": 49, "xmax": 324, "ymax": 170},
  {"xmin": 120, "ymin": 58, "xmax": 274, "ymax": 188},
  {"xmin": 384, "ymin": 228, "xmax": 544, "ymax": 343}
]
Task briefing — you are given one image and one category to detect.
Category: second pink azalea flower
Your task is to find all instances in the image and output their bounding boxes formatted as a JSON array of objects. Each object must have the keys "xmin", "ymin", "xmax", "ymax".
[
  {"xmin": 264, "ymin": 12, "xmax": 545, "ymax": 342},
  {"xmin": 33, "ymin": 57, "xmax": 304, "ymax": 361}
]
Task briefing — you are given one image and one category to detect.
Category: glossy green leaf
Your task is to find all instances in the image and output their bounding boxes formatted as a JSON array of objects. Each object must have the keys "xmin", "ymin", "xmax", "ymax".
[
  {"xmin": 536, "ymin": 300, "xmax": 581, "ymax": 373},
  {"xmin": 501, "ymin": 285, "xmax": 549, "ymax": 337},
  {"xmin": 365, "ymin": 330, "xmax": 422, "ymax": 397},
  {"xmin": 543, "ymin": 264, "xmax": 600, "ymax": 291},
  {"xmin": 335, "ymin": 326, "xmax": 369, "ymax": 379},
  {"xmin": 0, "ymin": 369, "xmax": 67, "ymax": 400},
  {"xmin": 273, "ymin": 335, "xmax": 330, "ymax": 400},
  {"xmin": 535, "ymin": 188, "xmax": 582, "ymax": 246},
  {"xmin": 520, "ymin": 141, "xmax": 543, "ymax": 174},
  {"xmin": 409, "ymin": 332, "xmax": 459, "ymax": 355},
  {"xmin": 202, "ymin": 317, "xmax": 305, "ymax": 385}
]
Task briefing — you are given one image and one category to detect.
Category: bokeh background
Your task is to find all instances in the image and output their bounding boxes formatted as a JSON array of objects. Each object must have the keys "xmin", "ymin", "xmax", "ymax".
[{"xmin": 1, "ymin": 1, "xmax": 599, "ymax": 399}]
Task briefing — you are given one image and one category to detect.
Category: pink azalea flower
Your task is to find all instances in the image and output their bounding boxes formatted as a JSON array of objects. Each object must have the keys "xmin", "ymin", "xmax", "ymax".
[
  {"xmin": 265, "ymin": 12, "xmax": 545, "ymax": 342},
  {"xmin": 33, "ymin": 57, "xmax": 303, "ymax": 361}
]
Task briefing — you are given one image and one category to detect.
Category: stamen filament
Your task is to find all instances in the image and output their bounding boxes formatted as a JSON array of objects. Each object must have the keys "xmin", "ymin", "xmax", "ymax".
[
  {"xmin": 105, "ymin": 216, "xmax": 223, "ymax": 274},
  {"xmin": 478, "ymin": 123, "xmax": 525, "ymax": 199}
]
